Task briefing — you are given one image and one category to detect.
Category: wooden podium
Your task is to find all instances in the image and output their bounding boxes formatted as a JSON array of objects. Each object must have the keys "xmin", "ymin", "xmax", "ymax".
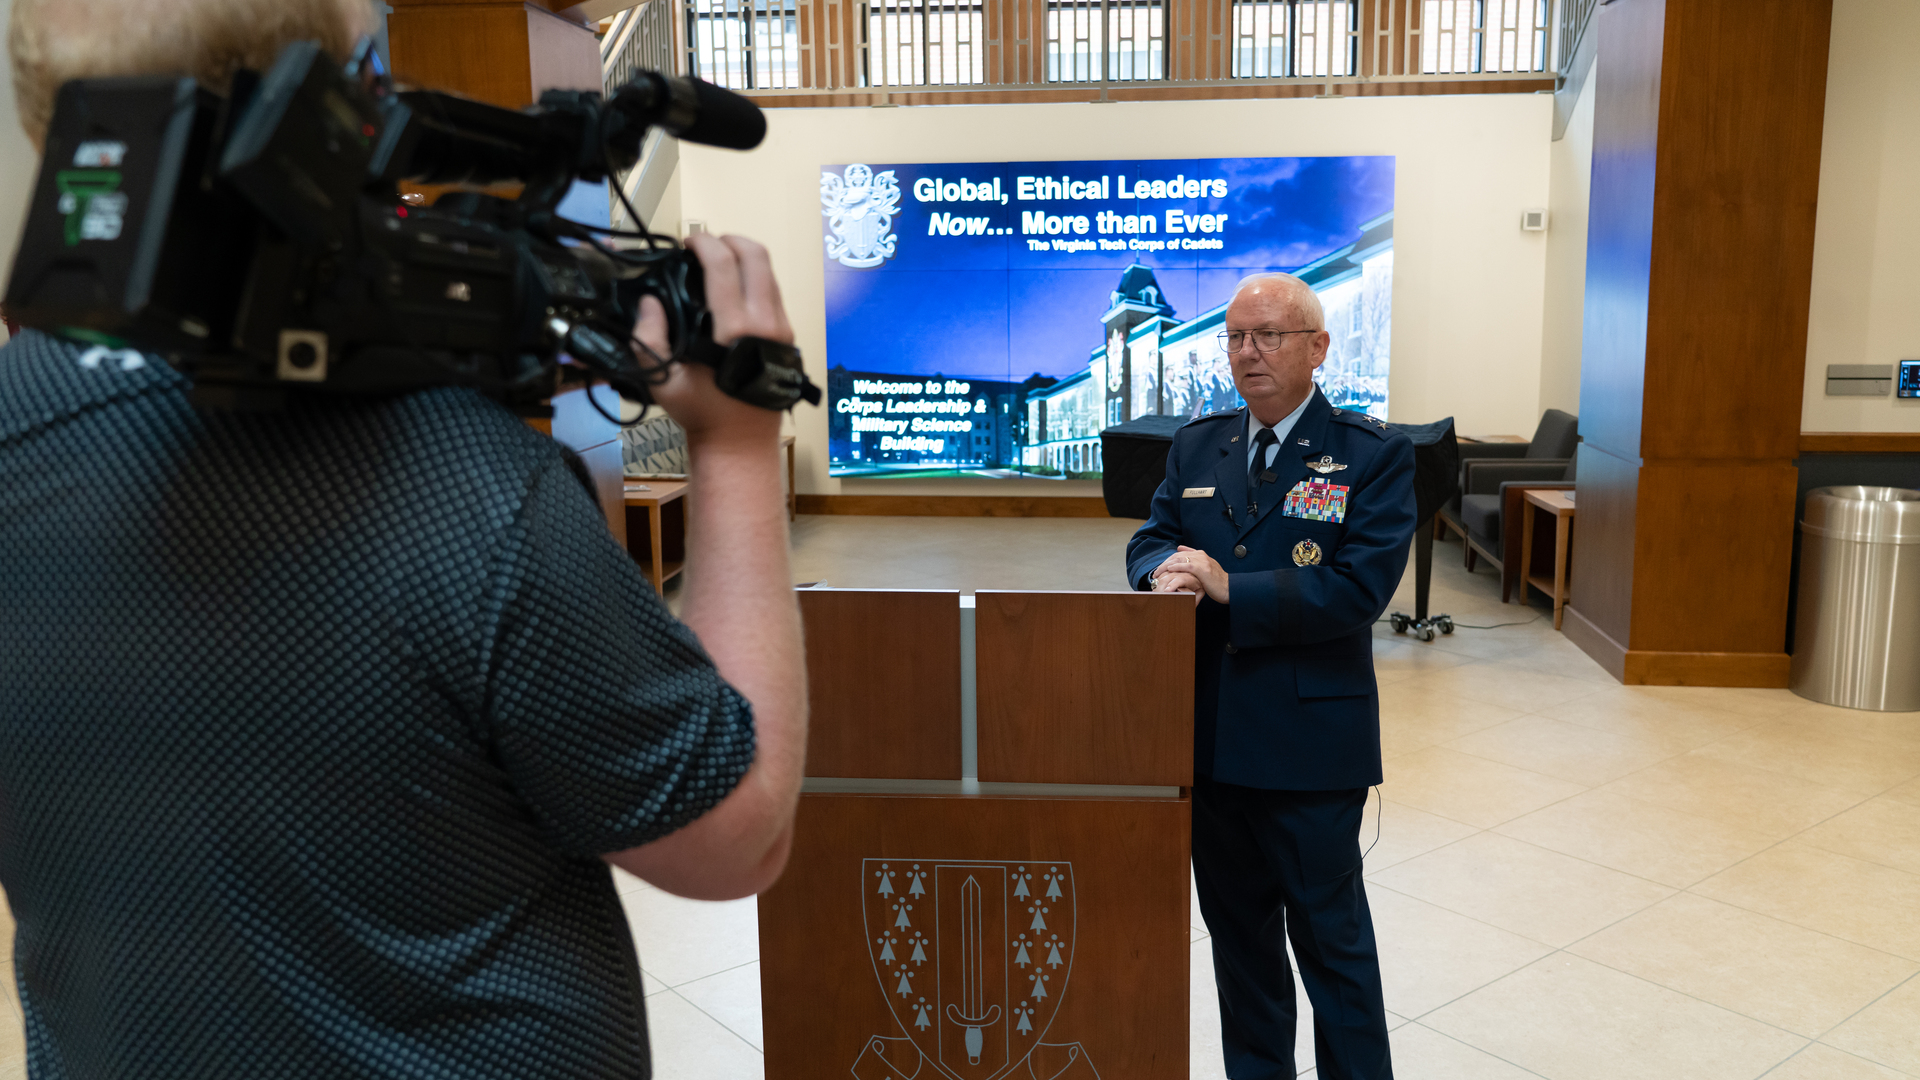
[{"xmin": 760, "ymin": 589, "xmax": 1195, "ymax": 1080}]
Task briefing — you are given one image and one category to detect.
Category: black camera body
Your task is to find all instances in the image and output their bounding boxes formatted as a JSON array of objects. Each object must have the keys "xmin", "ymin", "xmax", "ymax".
[{"xmin": 3, "ymin": 40, "xmax": 819, "ymax": 413}]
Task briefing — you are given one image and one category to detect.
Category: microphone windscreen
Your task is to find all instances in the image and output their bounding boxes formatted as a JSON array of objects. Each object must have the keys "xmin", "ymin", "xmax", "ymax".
[{"xmin": 675, "ymin": 78, "xmax": 766, "ymax": 151}]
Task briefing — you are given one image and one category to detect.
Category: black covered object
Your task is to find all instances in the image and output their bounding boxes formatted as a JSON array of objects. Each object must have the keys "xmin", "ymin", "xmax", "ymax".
[
  {"xmin": 1102, "ymin": 414, "xmax": 1191, "ymax": 518},
  {"xmin": 1390, "ymin": 417, "xmax": 1461, "ymax": 526},
  {"xmin": 1387, "ymin": 417, "xmax": 1459, "ymax": 624}
]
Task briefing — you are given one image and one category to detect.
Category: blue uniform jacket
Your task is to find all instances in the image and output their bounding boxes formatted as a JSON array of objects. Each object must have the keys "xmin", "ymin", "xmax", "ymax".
[{"xmin": 1125, "ymin": 389, "xmax": 1417, "ymax": 790}]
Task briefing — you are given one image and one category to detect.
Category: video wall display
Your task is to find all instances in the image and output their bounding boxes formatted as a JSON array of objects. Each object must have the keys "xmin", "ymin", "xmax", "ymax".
[{"xmin": 821, "ymin": 156, "xmax": 1395, "ymax": 479}]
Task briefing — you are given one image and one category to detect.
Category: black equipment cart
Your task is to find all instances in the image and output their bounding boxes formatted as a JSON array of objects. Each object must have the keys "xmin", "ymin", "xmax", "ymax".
[{"xmin": 1385, "ymin": 417, "xmax": 1461, "ymax": 641}]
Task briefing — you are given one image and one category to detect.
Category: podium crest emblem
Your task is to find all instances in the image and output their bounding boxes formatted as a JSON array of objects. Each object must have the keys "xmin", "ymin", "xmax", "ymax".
[
  {"xmin": 855, "ymin": 859, "xmax": 1098, "ymax": 1080},
  {"xmin": 822, "ymin": 164, "xmax": 902, "ymax": 269}
]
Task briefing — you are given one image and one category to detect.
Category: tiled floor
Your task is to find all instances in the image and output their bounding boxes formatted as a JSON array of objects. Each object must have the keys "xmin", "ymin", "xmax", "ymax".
[{"xmin": 4, "ymin": 515, "xmax": 1919, "ymax": 1079}]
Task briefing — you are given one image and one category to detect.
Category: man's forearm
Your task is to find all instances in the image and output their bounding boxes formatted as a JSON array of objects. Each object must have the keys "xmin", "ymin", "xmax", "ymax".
[
  {"xmin": 681, "ymin": 434, "xmax": 806, "ymax": 771},
  {"xmin": 614, "ymin": 433, "xmax": 806, "ymax": 899},
  {"xmin": 683, "ymin": 433, "xmax": 807, "ymax": 842},
  {"xmin": 606, "ymin": 235, "xmax": 809, "ymax": 898}
]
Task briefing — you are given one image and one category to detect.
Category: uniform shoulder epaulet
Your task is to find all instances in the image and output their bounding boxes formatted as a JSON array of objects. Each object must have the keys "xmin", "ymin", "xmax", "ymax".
[
  {"xmin": 1329, "ymin": 408, "xmax": 1400, "ymax": 440},
  {"xmin": 1182, "ymin": 407, "xmax": 1243, "ymax": 429}
]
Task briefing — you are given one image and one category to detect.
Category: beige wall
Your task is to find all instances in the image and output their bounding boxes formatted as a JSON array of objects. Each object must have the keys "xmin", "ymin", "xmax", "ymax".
[
  {"xmin": 1538, "ymin": 54, "xmax": 1595, "ymax": 419},
  {"xmin": 0, "ymin": 0, "xmax": 41, "ymax": 344},
  {"xmin": 1801, "ymin": 0, "xmax": 1920, "ymax": 433},
  {"xmin": 678, "ymin": 93, "xmax": 1555, "ymax": 498}
]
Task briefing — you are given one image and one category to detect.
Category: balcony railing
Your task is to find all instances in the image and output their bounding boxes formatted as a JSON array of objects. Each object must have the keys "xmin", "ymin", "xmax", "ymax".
[
  {"xmin": 602, "ymin": 2, "xmax": 684, "ymax": 228},
  {"xmin": 1555, "ymin": 0, "xmax": 1596, "ymax": 75},
  {"xmin": 603, "ymin": 0, "xmax": 680, "ymax": 96},
  {"xmin": 657, "ymin": 0, "xmax": 1564, "ymax": 97}
]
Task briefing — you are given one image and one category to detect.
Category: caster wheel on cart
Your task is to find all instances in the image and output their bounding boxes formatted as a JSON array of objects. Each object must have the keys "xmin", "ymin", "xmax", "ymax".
[
  {"xmin": 1416, "ymin": 624, "xmax": 1437, "ymax": 642},
  {"xmin": 1389, "ymin": 614, "xmax": 1411, "ymax": 634},
  {"xmin": 1435, "ymin": 615, "xmax": 1455, "ymax": 635}
]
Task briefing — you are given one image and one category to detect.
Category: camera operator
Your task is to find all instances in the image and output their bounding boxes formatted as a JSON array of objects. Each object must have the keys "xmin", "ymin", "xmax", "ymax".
[{"xmin": 0, "ymin": 1, "xmax": 806, "ymax": 1077}]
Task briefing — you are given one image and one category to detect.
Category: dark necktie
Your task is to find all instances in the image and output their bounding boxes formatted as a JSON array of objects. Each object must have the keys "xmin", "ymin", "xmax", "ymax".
[{"xmin": 1248, "ymin": 427, "xmax": 1277, "ymax": 511}]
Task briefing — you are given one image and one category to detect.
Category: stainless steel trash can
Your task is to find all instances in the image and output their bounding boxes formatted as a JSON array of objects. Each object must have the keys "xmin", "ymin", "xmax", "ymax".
[{"xmin": 1791, "ymin": 486, "xmax": 1920, "ymax": 710}]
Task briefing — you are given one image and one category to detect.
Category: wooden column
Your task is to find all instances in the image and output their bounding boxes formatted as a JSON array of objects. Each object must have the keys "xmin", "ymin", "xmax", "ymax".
[{"xmin": 1563, "ymin": 0, "xmax": 1832, "ymax": 686}]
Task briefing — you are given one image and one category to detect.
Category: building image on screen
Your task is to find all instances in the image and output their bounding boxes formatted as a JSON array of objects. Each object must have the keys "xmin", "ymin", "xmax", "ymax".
[{"xmin": 821, "ymin": 157, "xmax": 1395, "ymax": 478}]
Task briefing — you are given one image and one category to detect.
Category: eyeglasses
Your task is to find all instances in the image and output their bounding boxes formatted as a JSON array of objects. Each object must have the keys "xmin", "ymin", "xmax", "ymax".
[{"xmin": 1218, "ymin": 329, "xmax": 1315, "ymax": 353}]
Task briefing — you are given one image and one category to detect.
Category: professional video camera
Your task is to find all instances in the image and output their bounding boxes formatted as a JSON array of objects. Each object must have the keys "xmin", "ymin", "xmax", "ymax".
[{"xmin": 3, "ymin": 38, "xmax": 820, "ymax": 414}]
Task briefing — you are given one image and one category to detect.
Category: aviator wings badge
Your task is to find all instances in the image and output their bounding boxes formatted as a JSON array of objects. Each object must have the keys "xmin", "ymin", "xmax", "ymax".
[
  {"xmin": 857, "ymin": 860, "xmax": 1101, "ymax": 1080},
  {"xmin": 1306, "ymin": 455, "xmax": 1347, "ymax": 475}
]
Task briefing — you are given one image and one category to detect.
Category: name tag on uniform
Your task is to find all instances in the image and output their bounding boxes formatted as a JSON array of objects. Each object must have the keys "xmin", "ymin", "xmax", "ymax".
[
  {"xmin": 1282, "ymin": 478, "xmax": 1350, "ymax": 522},
  {"xmin": 1182, "ymin": 487, "xmax": 1216, "ymax": 498}
]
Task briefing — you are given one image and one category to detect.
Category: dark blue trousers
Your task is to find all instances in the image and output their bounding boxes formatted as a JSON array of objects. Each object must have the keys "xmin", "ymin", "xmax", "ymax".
[{"xmin": 1192, "ymin": 779, "xmax": 1393, "ymax": 1080}]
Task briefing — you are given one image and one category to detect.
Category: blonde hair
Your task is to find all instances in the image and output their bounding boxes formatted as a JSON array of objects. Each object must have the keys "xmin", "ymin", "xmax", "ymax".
[
  {"xmin": 10, "ymin": 0, "xmax": 371, "ymax": 146},
  {"xmin": 1234, "ymin": 272, "xmax": 1326, "ymax": 332}
]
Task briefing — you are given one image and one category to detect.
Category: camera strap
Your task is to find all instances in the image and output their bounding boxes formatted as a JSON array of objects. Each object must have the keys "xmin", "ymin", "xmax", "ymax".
[{"xmin": 685, "ymin": 336, "xmax": 821, "ymax": 410}]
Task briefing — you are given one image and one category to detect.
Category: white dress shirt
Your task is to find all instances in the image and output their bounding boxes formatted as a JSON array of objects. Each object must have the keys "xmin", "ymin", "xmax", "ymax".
[{"xmin": 1247, "ymin": 389, "xmax": 1315, "ymax": 474}]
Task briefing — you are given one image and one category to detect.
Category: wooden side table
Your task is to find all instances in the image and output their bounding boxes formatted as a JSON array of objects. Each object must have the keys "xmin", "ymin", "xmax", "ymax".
[
  {"xmin": 1517, "ymin": 488, "xmax": 1576, "ymax": 629},
  {"xmin": 624, "ymin": 479, "xmax": 689, "ymax": 592}
]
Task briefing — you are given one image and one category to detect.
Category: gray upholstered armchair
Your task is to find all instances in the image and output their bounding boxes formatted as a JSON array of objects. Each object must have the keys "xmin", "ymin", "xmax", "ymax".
[
  {"xmin": 1455, "ymin": 453, "xmax": 1579, "ymax": 602},
  {"xmin": 1437, "ymin": 409, "xmax": 1578, "ymax": 548}
]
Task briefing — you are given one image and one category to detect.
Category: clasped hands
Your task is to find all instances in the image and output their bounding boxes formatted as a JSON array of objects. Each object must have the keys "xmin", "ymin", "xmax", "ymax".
[{"xmin": 1151, "ymin": 545, "xmax": 1228, "ymax": 604}]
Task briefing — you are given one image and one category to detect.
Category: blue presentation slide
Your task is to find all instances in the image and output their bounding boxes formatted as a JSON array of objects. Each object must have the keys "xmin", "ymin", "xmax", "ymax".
[{"xmin": 820, "ymin": 156, "xmax": 1395, "ymax": 479}]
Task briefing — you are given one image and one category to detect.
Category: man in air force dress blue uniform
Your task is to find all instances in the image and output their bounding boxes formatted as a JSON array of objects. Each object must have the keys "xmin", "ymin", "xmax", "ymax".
[{"xmin": 1126, "ymin": 273, "xmax": 1415, "ymax": 1080}]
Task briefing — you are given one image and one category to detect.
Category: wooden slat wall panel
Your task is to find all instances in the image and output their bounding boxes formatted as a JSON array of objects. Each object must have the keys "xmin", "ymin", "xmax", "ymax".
[
  {"xmin": 1169, "ymin": 0, "xmax": 1232, "ymax": 81},
  {"xmin": 802, "ymin": 0, "xmax": 863, "ymax": 90},
  {"xmin": 974, "ymin": 591, "xmax": 1192, "ymax": 786},
  {"xmin": 719, "ymin": 0, "xmax": 1560, "ymax": 96},
  {"xmin": 759, "ymin": 793, "xmax": 1190, "ymax": 1080},
  {"xmin": 750, "ymin": 77, "xmax": 1554, "ymax": 107},
  {"xmin": 799, "ymin": 590, "xmax": 964, "ymax": 779}
]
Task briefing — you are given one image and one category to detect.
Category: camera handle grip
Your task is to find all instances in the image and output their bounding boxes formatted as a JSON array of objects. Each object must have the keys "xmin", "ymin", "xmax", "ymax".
[{"xmin": 683, "ymin": 336, "xmax": 822, "ymax": 412}]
